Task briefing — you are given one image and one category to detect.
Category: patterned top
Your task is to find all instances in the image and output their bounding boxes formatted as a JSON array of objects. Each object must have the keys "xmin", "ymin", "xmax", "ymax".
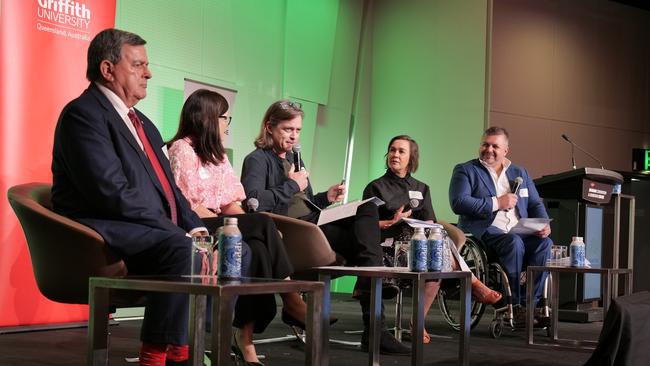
[{"xmin": 169, "ymin": 138, "xmax": 245, "ymax": 214}]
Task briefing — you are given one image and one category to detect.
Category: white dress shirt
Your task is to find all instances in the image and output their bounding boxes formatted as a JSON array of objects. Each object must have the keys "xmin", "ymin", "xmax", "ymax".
[
  {"xmin": 95, "ymin": 82, "xmax": 144, "ymax": 151},
  {"xmin": 479, "ymin": 158, "xmax": 519, "ymax": 233}
]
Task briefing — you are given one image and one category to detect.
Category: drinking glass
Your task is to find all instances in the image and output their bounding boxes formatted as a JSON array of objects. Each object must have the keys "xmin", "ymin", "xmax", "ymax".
[
  {"xmin": 191, "ymin": 235, "xmax": 216, "ymax": 276},
  {"xmin": 394, "ymin": 241, "xmax": 410, "ymax": 268}
]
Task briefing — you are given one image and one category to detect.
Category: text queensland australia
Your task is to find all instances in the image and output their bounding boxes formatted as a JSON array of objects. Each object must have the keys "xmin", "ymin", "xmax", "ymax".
[{"xmin": 37, "ymin": 0, "xmax": 92, "ymax": 40}]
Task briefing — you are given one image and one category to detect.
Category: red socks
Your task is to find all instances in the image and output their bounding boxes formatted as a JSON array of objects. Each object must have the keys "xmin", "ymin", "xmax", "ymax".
[
  {"xmin": 166, "ymin": 344, "xmax": 189, "ymax": 362},
  {"xmin": 139, "ymin": 343, "xmax": 167, "ymax": 366},
  {"xmin": 139, "ymin": 343, "xmax": 189, "ymax": 365}
]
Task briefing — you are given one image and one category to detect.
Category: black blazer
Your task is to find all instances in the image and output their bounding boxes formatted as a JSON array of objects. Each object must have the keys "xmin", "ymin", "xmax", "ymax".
[{"xmin": 52, "ymin": 84, "xmax": 203, "ymax": 257}]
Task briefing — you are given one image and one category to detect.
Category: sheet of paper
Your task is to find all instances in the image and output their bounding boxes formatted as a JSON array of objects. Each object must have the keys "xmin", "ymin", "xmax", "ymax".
[
  {"xmin": 510, "ymin": 218, "xmax": 553, "ymax": 235},
  {"xmin": 402, "ymin": 217, "xmax": 438, "ymax": 229},
  {"xmin": 317, "ymin": 197, "xmax": 384, "ymax": 226}
]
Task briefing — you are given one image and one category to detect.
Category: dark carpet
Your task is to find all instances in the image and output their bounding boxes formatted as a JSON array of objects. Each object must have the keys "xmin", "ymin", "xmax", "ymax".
[{"xmin": 0, "ymin": 293, "xmax": 597, "ymax": 365}]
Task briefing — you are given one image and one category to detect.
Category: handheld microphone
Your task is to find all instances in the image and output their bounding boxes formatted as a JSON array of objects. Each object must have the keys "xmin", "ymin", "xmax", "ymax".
[
  {"xmin": 512, "ymin": 176, "xmax": 523, "ymax": 195},
  {"xmin": 246, "ymin": 198, "xmax": 259, "ymax": 213},
  {"xmin": 561, "ymin": 134, "xmax": 604, "ymax": 169},
  {"xmin": 505, "ymin": 176, "xmax": 524, "ymax": 212},
  {"xmin": 292, "ymin": 144, "xmax": 302, "ymax": 172},
  {"xmin": 404, "ymin": 199, "xmax": 420, "ymax": 211}
]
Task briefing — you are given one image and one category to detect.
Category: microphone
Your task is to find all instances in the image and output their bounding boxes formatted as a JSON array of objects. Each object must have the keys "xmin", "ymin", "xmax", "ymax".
[
  {"xmin": 561, "ymin": 134, "xmax": 604, "ymax": 169},
  {"xmin": 292, "ymin": 144, "xmax": 302, "ymax": 172},
  {"xmin": 505, "ymin": 176, "xmax": 524, "ymax": 212},
  {"xmin": 246, "ymin": 198, "xmax": 259, "ymax": 213},
  {"xmin": 404, "ymin": 199, "xmax": 420, "ymax": 211},
  {"xmin": 512, "ymin": 176, "xmax": 523, "ymax": 195}
]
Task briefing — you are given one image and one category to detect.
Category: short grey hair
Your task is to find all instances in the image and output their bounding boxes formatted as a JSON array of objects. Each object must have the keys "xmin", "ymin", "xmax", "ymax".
[
  {"xmin": 86, "ymin": 28, "xmax": 146, "ymax": 82},
  {"xmin": 483, "ymin": 126, "xmax": 509, "ymax": 141}
]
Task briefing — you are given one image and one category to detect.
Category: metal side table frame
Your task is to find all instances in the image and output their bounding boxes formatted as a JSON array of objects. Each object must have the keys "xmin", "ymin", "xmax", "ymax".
[
  {"xmin": 526, "ymin": 266, "xmax": 632, "ymax": 351},
  {"xmin": 87, "ymin": 276, "xmax": 324, "ymax": 366},
  {"xmin": 317, "ymin": 266, "xmax": 471, "ymax": 366}
]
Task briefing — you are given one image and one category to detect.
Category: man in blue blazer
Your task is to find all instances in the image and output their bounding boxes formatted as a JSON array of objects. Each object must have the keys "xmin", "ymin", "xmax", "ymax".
[
  {"xmin": 449, "ymin": 127, "xmax": 552, "ymax": 323},
  {"xmin": 52, "ymin": 28, "xmax": 207, "ymax": 365}
]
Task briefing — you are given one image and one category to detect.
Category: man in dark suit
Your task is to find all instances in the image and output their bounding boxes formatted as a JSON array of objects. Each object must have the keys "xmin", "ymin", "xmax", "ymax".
[
  {"xmin": 449, "ymin": 126, "xmax": 552, "ymax": 324},
  {"xmin": 52, "ymin": 28, "xmax": 205, "ymax": 365}
]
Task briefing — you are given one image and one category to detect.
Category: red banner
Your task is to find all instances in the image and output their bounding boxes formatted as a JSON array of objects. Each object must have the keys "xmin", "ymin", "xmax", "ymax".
[{"xmin": 0, "ymin": 0, "xmax": 115, "ymax": 327}]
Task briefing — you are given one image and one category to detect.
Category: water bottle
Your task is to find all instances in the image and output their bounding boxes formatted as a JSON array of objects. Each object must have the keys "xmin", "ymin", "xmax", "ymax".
[
  {"xmin": 218, "ymin": 217, "xmax": 243, "ymax": 278},
  {"xmin": 409, "ymin": 227, "xmax": 428, "ymax": 272},
  {"xmin": 441, "ymin": 230, "xmax": 453, "ymax": 272},
  {"xmin": 427, "ymin": 226, "xmax": 443, "ymax": 272},
  {"xmin": 569, "ymin": 236, "xmax": 586, "ymax": 268}
]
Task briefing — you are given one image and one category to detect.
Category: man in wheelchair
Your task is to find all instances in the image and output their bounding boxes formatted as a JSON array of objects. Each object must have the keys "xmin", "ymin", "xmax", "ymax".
[{"xmin": 449, "ymin": 126, "xmax": 552, "ymax": 326}]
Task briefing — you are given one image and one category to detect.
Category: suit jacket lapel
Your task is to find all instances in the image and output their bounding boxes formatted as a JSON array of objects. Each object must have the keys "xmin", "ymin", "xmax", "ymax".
[
  {"xmin": 89, "ymin": 85, "xmax": 166, "ymax": 198},
  {"xmin": 473, "ymin": 160, "xmax": 496, "ymax": 196}
]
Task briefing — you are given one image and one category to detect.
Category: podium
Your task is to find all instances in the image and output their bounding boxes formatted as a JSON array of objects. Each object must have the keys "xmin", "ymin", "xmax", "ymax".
[{"xmin": 534, "ymin": 168, "xmax": 629, "ymax": 322}]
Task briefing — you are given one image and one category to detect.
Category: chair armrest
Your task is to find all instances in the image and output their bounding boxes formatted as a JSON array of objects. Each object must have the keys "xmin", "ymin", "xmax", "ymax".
[
  {"xmin": 438, "ymin": 219, "xmax": 466, "ymax": 250},
  {"xmin": 260, "ymin": 212, "xmax": 337, "ymax": 272}
]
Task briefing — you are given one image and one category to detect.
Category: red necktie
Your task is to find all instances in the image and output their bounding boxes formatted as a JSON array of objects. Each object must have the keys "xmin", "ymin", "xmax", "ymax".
[{"xmin": 127, "ymin": 109, "xmax": 178, "ymax": 224}]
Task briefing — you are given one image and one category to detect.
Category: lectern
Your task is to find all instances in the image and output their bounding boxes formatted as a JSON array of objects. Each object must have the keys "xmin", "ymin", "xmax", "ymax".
[{"xmin": 534, "ymin": 168, "xmax": 628, "ymax": 322}]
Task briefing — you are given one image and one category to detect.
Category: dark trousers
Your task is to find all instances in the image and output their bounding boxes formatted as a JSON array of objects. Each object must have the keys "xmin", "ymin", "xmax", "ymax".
[
  {"xmin": 304, "ymin": 201, "xmax": 386, "ymax": 331},
  {"xmin": 310, "ymin": 201, "xmax": 383, "ymax": 292},
  {"xmin": 203, "ymin": 213, "xmax": 294, "ymax": 333},
  {"xmin": 123, "ymin": 232, "xmax": 192, "ymax": 345},
  {"xmin": 481, "ymin": 230, "xmax": 552, "ymax": 306}
]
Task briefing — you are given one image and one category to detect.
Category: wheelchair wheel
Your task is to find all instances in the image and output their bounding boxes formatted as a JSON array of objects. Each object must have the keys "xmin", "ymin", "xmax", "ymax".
[
  {"xmin": 438, "ymin": 236, "xmax": 488, "ymax": 331},
  {"xmin": 489, "ymin": 319, "xmax": 503, "ymax": 338}
]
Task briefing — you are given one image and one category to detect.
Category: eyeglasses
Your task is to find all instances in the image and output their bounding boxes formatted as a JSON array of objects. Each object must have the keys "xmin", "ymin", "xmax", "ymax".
[
  {"xmin": 278, "ymin": 100, "xmax": 302, "ymax": 111},
  {"xmin": 219, "ymin": 115, "xmax": 232, "ymax": 126}
]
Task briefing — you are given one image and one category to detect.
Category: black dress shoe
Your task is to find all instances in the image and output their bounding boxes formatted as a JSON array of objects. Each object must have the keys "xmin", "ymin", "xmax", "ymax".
[
  {"xmin": 165, "ymin": 360, "xmax": 188, "ymax": 366},
  {"xmin": 512, "ymin": 305, "xmax": 538, "ymax": 328},
  {"xmin": 534, "ymin": 308, "xmax": 551, "ymax": 327},
  {"xmin": 281, "ymin": 309, "xmax": 339, "ymax": 330},
  {"xmin": 361, "ymin": 329, "xmax": 411, "ymax": 355}
]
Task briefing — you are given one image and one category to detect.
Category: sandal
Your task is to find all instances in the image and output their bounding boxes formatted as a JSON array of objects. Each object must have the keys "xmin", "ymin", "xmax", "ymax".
[
  {"xmin": 422, "ymin": 329, "xmax": 431, "ymax": 344},
  {"xmin": 409, "ymin": 321, "xmax": 431, "ymax": 344},
  {"xmin": 471, "ymin": 280, "xmax": 502, "ymax": 304}
]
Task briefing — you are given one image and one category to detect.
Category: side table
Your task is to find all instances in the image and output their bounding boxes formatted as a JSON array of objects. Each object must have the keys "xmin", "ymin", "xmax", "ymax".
[
  {"xmin": 88, "ymin": 275, "xmax": 324, "ymax": 366},
  {"xmin": 526, "ymin": 266, "xmax": 632, "ymax": 351},
  {"xmin": 317, "ymin": 266, "xmax": 472, "ymax": 366}
]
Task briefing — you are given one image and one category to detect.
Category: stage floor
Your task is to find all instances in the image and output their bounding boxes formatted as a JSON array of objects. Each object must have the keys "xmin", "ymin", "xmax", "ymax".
[{"xmin": 0, "ymin": 293, "xmax": 598, "ymax": 365}]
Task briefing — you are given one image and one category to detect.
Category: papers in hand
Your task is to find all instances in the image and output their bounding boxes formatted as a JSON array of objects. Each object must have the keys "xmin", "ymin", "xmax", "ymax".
[
  {"xmin": 316, "ymin": 197, "xmax": 384, "ymax": 226},
  {"xmin": 402, "ymin": 217, "xmax": 438, "ymax": 229},
  {"xmin": 510, "ymin": 218, "xmax": 552, "ymax": 235}
]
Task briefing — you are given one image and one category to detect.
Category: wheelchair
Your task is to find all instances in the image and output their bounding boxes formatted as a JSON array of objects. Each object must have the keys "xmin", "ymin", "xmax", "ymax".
[{"xmin": 437, "ymin": 233, "xmax": 552, "ymax": 338}]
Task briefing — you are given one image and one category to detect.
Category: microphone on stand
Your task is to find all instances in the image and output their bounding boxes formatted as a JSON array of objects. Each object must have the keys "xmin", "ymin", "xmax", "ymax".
[
  {"xmin": 561, "ymin": 134, "xmax": 604, "ymax": 169},
  {"xmin": 292, "ymin": 144, "xmax": 302, "ymax": 172},
  {"xmin": 246, "ymin": 198, "xmax": 259, "ymax": 213}
]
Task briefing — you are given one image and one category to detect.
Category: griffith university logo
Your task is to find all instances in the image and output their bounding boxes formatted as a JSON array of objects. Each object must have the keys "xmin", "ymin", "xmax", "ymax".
[{"xmin": 36, "ymin": 0, "xmax": 93, "ymax": 41}]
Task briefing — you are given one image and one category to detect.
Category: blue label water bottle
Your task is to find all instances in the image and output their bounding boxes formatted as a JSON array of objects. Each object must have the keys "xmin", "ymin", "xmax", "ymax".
[
  {"xmin": 570, "ymin": 236, "xmax": 585, "ymax": 268},
  {"xmin": 409, "ymin": 227, "xmax": 428, "ymax": 272},
  {"xmin": 218, "ymin": 217, "xmax": 242, "ymax": 278},
  {"xmin": 427, "ymin": 226, "xmax": 443, "ymax": 271}
]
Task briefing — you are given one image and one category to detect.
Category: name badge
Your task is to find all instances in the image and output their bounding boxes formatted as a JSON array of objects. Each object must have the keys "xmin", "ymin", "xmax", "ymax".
[
  {"xmin": 198, "ymin": 166, "xmax": 210, "ymax": 179},
  {"xmin": 409, "ymin": 190, "xmax": 423, "ymax": 200},
  {"xmin": 519, "ymin": 188, "xmax": 529, "ymax": 198}
]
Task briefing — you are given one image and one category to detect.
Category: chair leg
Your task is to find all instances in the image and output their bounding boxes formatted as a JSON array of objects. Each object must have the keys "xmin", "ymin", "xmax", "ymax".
[{"xmin": 394, "ymin": 289, "xmax": 404, "ymax": 341}]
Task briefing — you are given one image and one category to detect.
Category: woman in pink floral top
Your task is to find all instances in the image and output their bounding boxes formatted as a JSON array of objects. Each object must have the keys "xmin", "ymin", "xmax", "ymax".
[{"xmin": 168, "ymin": 89, "xmax": 308, "ymax": 365}]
